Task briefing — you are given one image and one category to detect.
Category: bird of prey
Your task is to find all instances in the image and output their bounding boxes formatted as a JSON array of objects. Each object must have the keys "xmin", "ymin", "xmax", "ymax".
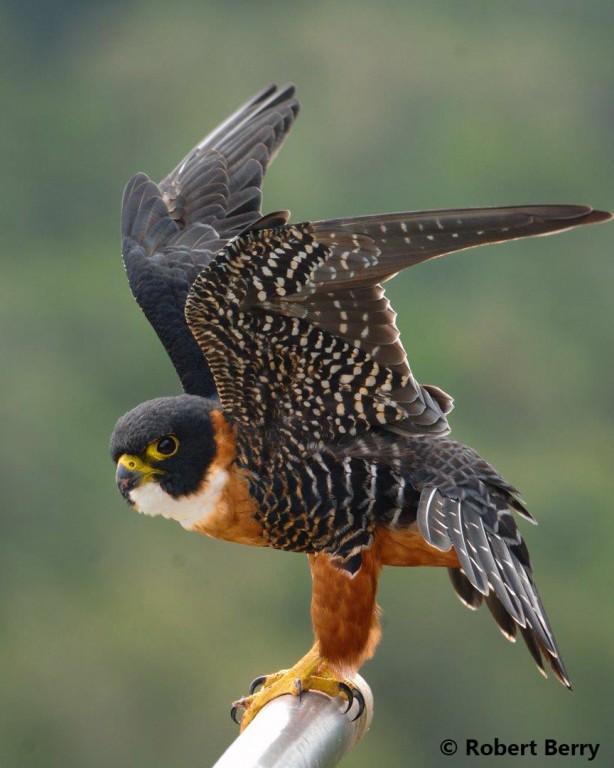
[{"xmin": 110, "ymin": 83, "xmax": 611, "ymax": 730}]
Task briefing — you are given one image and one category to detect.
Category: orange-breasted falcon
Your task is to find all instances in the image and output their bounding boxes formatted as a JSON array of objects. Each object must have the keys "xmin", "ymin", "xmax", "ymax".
[{"xmin": 110, "ymin": 83, "xmax": 611, "ymax": 729}]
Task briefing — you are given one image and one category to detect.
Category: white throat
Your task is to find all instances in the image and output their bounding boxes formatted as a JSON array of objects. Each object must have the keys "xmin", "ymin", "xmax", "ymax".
[{"xmin": 129, "ymin": 467, "xmax": 229, "ymax": 530}]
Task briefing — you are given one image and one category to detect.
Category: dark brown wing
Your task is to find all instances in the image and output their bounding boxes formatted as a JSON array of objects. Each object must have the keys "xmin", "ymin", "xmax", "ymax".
[
  {"xmin": 120, "ymin": 84, "xmax": 299, "ymax": 396},
  {"xmin": 184, "ymin": 223, "xmax": 446, "ymax": 441},
  {"xmin": 278, "ymin": 205, "xmax": 611, "ymax": 371},
  {"xmin": 184, "ymin": 207, "xmax": 610, "ymax": 439},
  {"xmin": 263, "ymin": 205, "xmax": 611, "ymax": 434}
]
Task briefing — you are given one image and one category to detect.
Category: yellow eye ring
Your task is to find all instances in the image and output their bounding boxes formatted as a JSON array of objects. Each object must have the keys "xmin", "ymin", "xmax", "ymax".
[{"xmin": 147, "ymin": 435, "xmax": 179, "ymax": 460}]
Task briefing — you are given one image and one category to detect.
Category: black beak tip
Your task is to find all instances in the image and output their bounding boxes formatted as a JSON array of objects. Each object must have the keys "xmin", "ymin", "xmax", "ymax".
[{"xmin": 115, "ymin": 463, "xmax": 141, "ymax": 499}]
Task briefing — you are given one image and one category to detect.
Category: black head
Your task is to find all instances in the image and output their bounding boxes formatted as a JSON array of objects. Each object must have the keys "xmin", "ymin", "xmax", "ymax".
[{"xmin": 110, "ymin": 394, "xmax": 219, "ymax": 500}]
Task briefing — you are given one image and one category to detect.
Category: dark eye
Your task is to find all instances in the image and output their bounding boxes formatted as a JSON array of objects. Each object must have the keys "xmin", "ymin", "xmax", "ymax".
[{"xmin": 156, "ymin": 436, "xmax": 178, "ymax": 456}]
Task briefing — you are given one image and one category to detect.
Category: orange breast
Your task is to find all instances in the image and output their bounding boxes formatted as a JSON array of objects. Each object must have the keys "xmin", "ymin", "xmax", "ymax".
[
  {"xmin": 191, "ymin": 465, "xmax": 265, "ymax": 546},
  {"xmin": 190, "ymin": 410, "xmax": 265, "ymax": 547}
]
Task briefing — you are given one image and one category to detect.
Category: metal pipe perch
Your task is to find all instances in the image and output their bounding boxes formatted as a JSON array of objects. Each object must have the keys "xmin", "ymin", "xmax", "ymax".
[{"xmin": 212, "ymin": 675, "xmax": 373, "ymax": 768}]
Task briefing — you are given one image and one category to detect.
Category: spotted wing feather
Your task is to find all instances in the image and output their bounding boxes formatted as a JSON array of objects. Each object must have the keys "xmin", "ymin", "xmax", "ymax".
[
  {"xmin": 185, "ymin": 223, "xmax": 449, "ymax": 439},
  {"xmin": 186, "ymin": 204, "xmax": 610, "ymax": 437},
  {"xmin": 310, "ymin": 206, "xmax": 610, "ymax": 287},
  {"xmin": 260, "ymin": 205, "xmax": 608, "ymax": 433}
]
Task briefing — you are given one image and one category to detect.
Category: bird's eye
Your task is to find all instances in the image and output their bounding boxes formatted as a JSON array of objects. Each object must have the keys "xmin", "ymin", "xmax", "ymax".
[{"xmin": 155, "ymin": 435, "xmax": 179, "ymax": 457}]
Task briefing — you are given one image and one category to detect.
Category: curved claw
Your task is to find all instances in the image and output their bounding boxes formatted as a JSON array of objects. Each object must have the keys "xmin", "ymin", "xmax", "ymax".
[
  {"xmin": 338, "ymin": 682, "xmax": 365, "ymax": 721},
  {"xmin": 350, "ymin": 686, "xmax": 365, "ymax": 722},
  {"xmin": 230, "ymin": 705, "xmax": 241, "ymax": 725},
  {"xmin": 337, "ymin": 682, "xmax": 354, "ymax": 714},
  {"xmin": 249, "ymin": 675, "xmax": 268, "ymax": 695}
]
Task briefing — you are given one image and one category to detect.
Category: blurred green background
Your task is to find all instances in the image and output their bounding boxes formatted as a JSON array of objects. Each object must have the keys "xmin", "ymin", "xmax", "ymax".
[{"xmin": 2, "ymin": 1, "xmax": 612, "ymax": 766}]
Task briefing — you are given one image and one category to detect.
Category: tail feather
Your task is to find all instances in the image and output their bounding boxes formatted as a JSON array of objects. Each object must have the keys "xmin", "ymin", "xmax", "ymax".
[
  {"xmin": 409, "ymin": 436, "xmax": 571, "ymax": 688},
  {"xmin": 448, "ymin": 565, "xmax": 569, "ymax": 686}
]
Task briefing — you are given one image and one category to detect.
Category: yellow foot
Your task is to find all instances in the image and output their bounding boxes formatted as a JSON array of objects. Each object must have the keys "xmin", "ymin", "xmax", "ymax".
[{"xmin": 230, "ymin": 648, "xmax": 365, "ymax": 731}]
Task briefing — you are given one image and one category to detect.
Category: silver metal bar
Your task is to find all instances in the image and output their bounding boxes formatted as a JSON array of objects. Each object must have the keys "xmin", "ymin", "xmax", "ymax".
[{"xmin": 212, "ymin": 674, "xmax": 373, "ymax": 768}]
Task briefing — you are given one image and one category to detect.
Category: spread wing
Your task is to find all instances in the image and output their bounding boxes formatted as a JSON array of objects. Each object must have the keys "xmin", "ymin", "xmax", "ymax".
[
  {"xmin": 120, "ymin": 84, "xmax": 299, "ymax": 396},
  {"xmin": 284, "ymin": 205, "xmax": 610, "ymax": 371},
  {"xmin": 183, "ymin": 205, "xmax": 610, "ymax": 439}
]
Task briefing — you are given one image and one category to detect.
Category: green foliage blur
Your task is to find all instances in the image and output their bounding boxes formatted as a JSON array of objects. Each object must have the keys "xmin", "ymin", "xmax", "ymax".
[{"xmin": 2, "ymin": 1, "xmax": 612, "ymax": 765}]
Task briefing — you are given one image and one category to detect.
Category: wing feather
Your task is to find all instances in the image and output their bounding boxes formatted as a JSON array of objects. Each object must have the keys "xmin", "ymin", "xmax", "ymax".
[
  {"xmin": 185, "ymin": 224, "xmax": 451, "ymax": 437},
  {"xmin": 310, "ymin": 206, "xmax": 611, "ymax": 289},
  {"xmin": 260, "ymin": 205, "xmax": 608, "ymax": 432},
  {"xmin": 417, "ymin": 486, "xmax": 452, "ymax": 551},
  {"xmin": 120, "ymin": 84, "xmax": 299, "ymax": 395},
  {"xmin": 185, "ymin": 202, "xmax": 610, "ymax": 436}
]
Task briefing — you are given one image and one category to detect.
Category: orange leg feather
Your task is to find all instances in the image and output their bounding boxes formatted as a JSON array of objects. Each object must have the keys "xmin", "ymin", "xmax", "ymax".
[
  {"xmin": 234, "ymin": 527, "xmax": 459, "ymax": 729},
  {"xmin": 310, "ymin": 526, "xmax": 460, "ymax": 673},
  {"xmin": 309, "ymin": 550, "xmax": 382, "ymax": 675}
]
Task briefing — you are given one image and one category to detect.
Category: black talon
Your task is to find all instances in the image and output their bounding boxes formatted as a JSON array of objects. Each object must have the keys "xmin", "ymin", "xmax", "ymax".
[
  {"xmin": 338, "ymin": 682, "xmax": 354, "ymax": 714},
  {"xmin": 230, "ymin": 705, "xmax": 241, "ymax": 725},
  {"xmin": 249, "ymin": 675, "xmax": 268, "ymax": 695},
  {"xmin": 351, "ymin": 686, "xmax": 365, "ymax": 722}
]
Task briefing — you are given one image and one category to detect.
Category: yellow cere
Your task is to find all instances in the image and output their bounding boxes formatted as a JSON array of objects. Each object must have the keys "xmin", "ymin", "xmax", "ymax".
[{"xmin": 117, "ymin": 453, "xmax": 155, "ymax": 474}]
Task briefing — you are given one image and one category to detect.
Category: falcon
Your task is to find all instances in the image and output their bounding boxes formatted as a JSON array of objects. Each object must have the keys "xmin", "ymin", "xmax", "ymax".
[{"xmin": 110, "ymin": 84, "xmax": 611, "ymax": 729}]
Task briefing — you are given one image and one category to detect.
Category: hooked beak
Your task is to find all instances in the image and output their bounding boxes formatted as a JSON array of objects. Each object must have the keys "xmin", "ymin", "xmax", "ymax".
[
  {"xmin": 116, "ymin": 461, "xmax": 141, "ymax": 500},
  {"xmin": 115, "ymin": 454, "xmax": 162, "ymax": 501}
]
